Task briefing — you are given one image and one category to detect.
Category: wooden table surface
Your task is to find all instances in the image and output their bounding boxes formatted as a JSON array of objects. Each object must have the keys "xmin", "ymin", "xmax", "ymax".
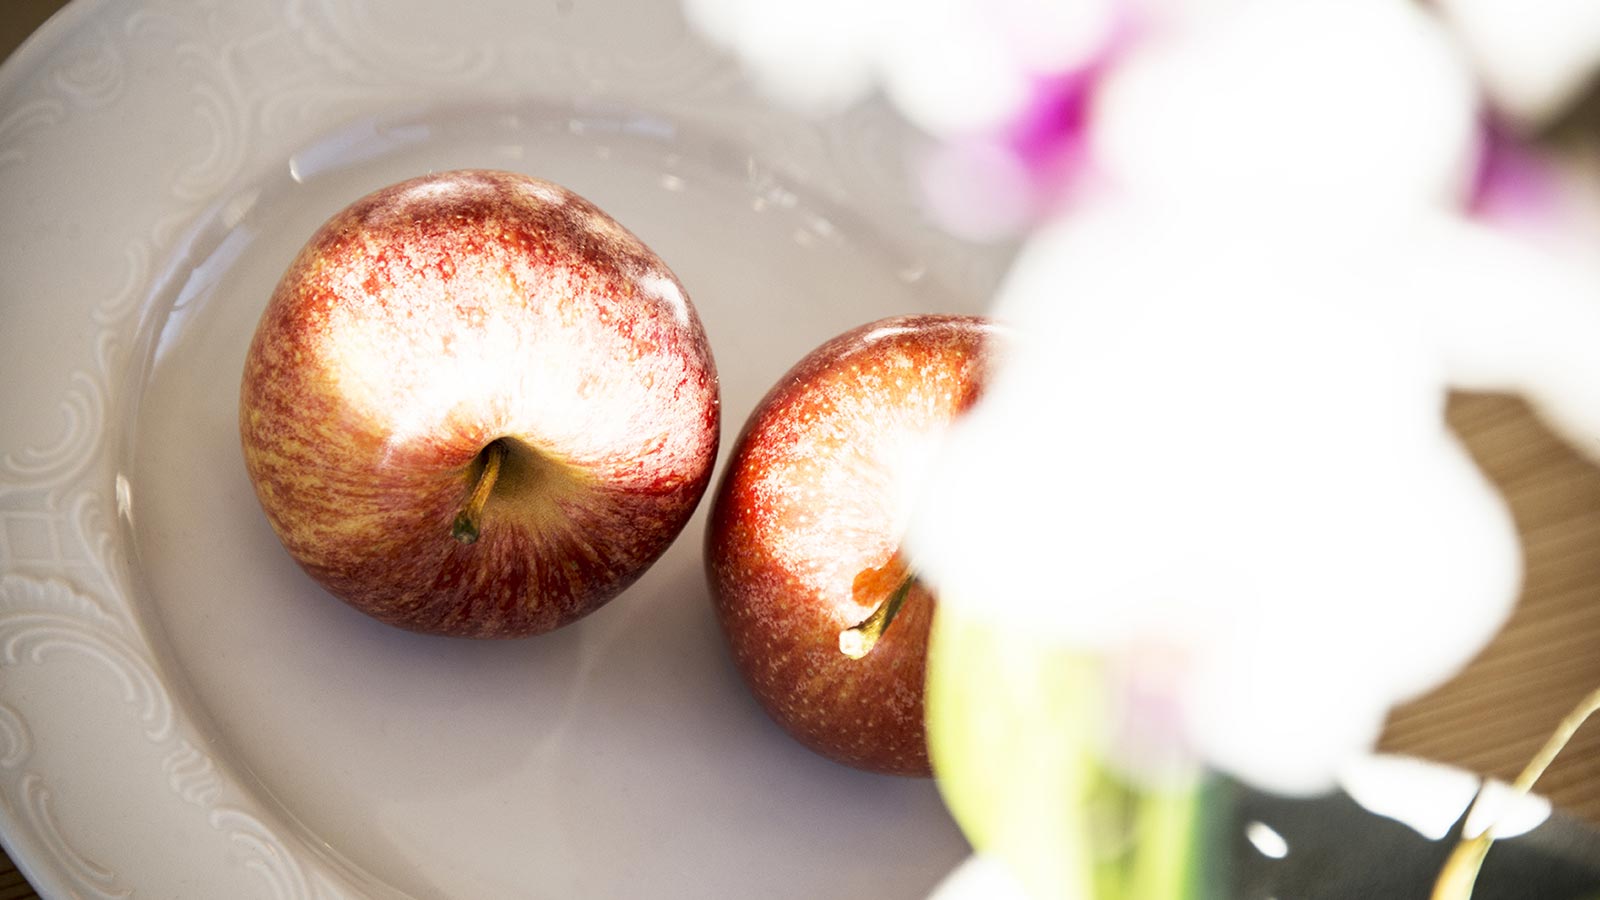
[{"xmin": 3, "ymin": 4, "xmax": 1600, "ymax": 898}]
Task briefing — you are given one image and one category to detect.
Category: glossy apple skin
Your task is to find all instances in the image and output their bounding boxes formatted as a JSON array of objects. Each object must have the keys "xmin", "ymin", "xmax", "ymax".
[
  {"xmin": 706, "ymin": 315, "xmax": 995, "ymax": 776},
  {"xmin": 240, "ymin": 170, "xmax": 719, "ymax": 638}
]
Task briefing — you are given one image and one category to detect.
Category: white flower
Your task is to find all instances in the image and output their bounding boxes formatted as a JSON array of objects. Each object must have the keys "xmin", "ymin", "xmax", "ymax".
[
  {"xmin": 904, "ymin": 203, "xmax": 1537, "ymax": 795},
  {"xmin": 682, "ymin": 0, "xmax": 1116, "ymax": 136},
  {"xmin": 903, "ymin": 0, "xmax": 1600, "ymax": 797},
  {"xmin": 1090, "ymin": 0, "xmax": 1481, "ymax": 213},
  {"xmin": 688, "ymin": 0, "xmax": 1600, "ymax": 804}
]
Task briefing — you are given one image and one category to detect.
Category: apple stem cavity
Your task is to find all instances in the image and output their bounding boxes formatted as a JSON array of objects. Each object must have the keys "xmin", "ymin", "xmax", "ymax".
[
  {"xmin": 452, "ymin": 439, "xmax": 508, "ymax": 545},
  {"xmin": 840, "ymin": 577, "xmax": 914, "ymax": 659}
]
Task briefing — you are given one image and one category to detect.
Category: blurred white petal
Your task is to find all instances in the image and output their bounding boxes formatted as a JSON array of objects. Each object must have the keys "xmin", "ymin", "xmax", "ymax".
[
  {"xmin": 1436, "ymin": 0, "xmax": 1600, "ymax": 124},
  {"xmin": 1407, "ymin": 217, "xmax": 1600, "ymax": 465},
  {"xmin": 927, "ymin": 855, "xmax": 1041, "ymax": 900},
  {"xmin": 1129, "ymin": 0, "xmax": 1255, "ymax": 31},
  {"xmin": 1338, "ymin": 754, "xmax": 1482, "ymax": 841},
  {"xmin": 990, "ymin": 0, "xmax": 1119, "ymax": 75},
  {"xmin": 878, "ymin": 0, "xmax": 1031, "ymax": 135},
  {"xmin": 917, "ymin": 141, "xmax": 1038, "ymax": 241},
  {"xmin": 683, "ymin": 0, "xmax": 881, "ymax": 113},
  {"xmin": 682, "ymin": 0, "xmax": 1115, "ymax": 137},
  {"xmin": 1186, "ymin": 649, "xmax": 1391, "ymax": 796},
  {"xmin": 905, "ymin": 202, "xmax": 1524, "ymax": 794},
  {"xmin": 680, "ymin": 0, "xmax": 744, "ymax": 46},
  {"xmin": 1337, "ymin": 754, "xmax": 1554, "ymax": 842},
  {"xmin": 1465, "ymin": 780, "xmax": 1554, "ymax": 840},
  {"xmin": 1091, "ymin": 0, "xmax": 1479, "ymax": 212}
]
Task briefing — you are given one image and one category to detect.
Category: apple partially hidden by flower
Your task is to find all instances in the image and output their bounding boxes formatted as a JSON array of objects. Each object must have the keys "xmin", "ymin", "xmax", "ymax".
[
  {"xmin": 705, "ymin": 315, "xmax": 996, "ymax": 775},
  {"xmin": 240, "ymin": 169, "xmax": 719, "ymax": 638}
]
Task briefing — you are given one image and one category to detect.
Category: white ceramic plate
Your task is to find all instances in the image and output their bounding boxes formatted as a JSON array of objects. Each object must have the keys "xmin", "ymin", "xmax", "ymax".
[{"xmin": 0, "ymin": 2, "xmax": 1014, "ymax": 897}]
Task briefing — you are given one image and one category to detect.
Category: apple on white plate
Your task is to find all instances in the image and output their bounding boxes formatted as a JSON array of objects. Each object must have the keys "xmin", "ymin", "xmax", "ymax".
[
  {"xmin": 239, "ymin": 169, "xmax": 720, "ymax": 638},
  {"xmin": 705, "ymin": 314, "xmax": 997, "ymax": 775}
]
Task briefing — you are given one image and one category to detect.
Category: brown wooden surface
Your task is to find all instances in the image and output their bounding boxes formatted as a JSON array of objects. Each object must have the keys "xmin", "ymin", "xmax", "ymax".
[
  {"xmin": 1382, "ymin": 394, "xmax": 1600, "ymax": 820},
  {"xmin": 3, "ymin": 4, "xmax": 1600, "ymax": 899},
  {"xmin": 0, "ymin": 864, "xmax": 37, "ymax": 900}
]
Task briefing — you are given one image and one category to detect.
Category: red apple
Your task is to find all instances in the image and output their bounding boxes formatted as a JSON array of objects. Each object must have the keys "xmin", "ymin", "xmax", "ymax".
[
  {"xmin": 705, "ymin": 315, "xmax": 995, "ymax": 775},
  {"xmin": 240, "ymin": 169, "xmax": 719, "ymax": 638}
]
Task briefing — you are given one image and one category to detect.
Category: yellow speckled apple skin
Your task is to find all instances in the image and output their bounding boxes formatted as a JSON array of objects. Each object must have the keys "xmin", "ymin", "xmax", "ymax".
[
  {"xmin": 706, "ymin": 315, "xmax": 994, "ymax": 775},
  {"xmin": 240, "ymin": 170, "xmax": 719, "ymax": 638}
]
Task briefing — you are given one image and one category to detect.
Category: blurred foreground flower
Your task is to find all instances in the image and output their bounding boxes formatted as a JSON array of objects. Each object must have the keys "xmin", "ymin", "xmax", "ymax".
[
  {"xmin": 910, "ymin": 203, "xmax": 1541, "ymax": 793},
  {"xmin": 903, "ymin": 4, "xmax": 1600, "ymax": 893},
  {"xmin": 684, "ymin": 0, "xmax": 1600, "ymax": 896},
  {"xmin": 906, "ymin": 187, "xmax": 1600, "ymax": 900},
  {"xmin": 684, "ymin": 0, "xmax": 1122, "ymax": 239},
  {"xmin": 904, "ymin": 9, "xmax": 1600, "ymax": 900},
  {"xmin": 894, "ymin": 0, "xmax": 1600, "ymax": 799},
  {"xmin": 684, "ymin": 0, "xmax": 1116, "ymax": 135}
]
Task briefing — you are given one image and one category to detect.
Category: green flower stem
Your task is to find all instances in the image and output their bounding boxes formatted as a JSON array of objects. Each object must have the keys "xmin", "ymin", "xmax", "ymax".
[
  {"xmin": 1433, "ymin": 683, "xmax": 1600, "ymax": 900},
  {"xmin": 927, "ymin": 604, "xmax": 1097, "ymax": 898},
  {"xmin": 1130, "ymin": 780, "xmax": 1206, "ymax": 900},
  {"xmin": 926, "ymin": 604, "xmax": 1208, "ymax": 900}
]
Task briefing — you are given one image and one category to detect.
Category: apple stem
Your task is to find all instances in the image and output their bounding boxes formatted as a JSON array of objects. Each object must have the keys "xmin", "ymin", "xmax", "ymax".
[
  {"xmin": 840, "ymin": 577, "xmax": 914, "ymax": 659},
  {"xmin": 452, "ymin": 440, "xmax": 507, "ymax": 545}
]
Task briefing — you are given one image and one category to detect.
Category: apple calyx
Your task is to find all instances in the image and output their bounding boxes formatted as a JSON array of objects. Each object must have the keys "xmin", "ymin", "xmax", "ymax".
[{"xmin": 452, "ymin": 439, "xmax": 508, "ymax": 545}]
